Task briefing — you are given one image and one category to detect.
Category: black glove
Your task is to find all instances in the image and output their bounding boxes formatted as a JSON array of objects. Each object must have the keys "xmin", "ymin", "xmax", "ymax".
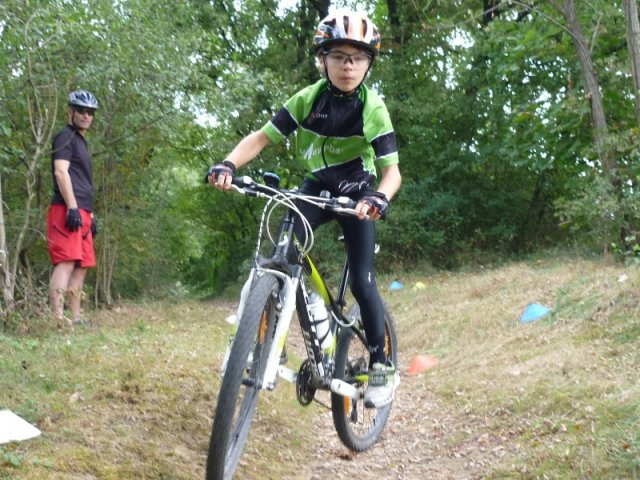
[
  {"xmin": 205, "ymin": 160, "xmax": 236, "ymax": 184},
  {"xmin": 65, "ymin": 208, "xmax": 83, "ymax": 231},
  {"xmin": 91, "ymin": 216, "xmax": 98, "ymax": 237},
  {"xmin": 361, "ymin": 192, "xmax": 389, "ymax": 220}
]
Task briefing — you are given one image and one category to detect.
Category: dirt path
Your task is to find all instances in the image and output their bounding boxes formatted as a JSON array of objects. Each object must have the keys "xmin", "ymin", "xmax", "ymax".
[
  {"xmin": 305, "ymin": 377, "xmax": 470, "ymax": 480},
  {"xmin": 296, "ymin": 376, "xmax": 493, "ymax": 480},
  {"xmin": 278, "ymin": 322, "xmax": 515, "ymax": 480}
]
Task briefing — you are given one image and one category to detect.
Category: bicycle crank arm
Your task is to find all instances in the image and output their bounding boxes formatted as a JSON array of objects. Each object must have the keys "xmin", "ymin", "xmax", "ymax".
[
  {"xmin": 277, "ymin": 366, "xmax": 298, "ymax": 383},
  {"xmin": 273, "ymin": 367, "xmax": 361, "ymax": 398},
  {"xmin": 330, "ymin": 379, "xmax": 361, "ymax": 400}
]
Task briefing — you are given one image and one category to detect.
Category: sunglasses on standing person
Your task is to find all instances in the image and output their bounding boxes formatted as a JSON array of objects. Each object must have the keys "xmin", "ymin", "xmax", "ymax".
[{"xmin": 73, "ymin": 106, "xmax": 96, "ymax": 116}]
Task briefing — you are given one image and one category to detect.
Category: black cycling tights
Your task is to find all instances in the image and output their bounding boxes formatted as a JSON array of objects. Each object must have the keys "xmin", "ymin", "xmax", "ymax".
[{"xmin": 294, "ymin": 181, "xmax": 387, "ymax": 366}]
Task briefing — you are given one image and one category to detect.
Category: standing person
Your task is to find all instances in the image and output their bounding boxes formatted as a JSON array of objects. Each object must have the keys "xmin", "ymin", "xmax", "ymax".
[
  {"xmin": 207, "ymin": 11, "xmax": 402, "ymax": 408},
  {"xmin": 47, "ymin": 90, "xmax": 99, "ymax": 326}
]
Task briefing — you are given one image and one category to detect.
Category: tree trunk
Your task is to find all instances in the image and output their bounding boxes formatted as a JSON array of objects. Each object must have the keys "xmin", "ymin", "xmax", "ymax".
[
  {"xmin": 0, "ymin": 173, "xmax": 14, "ymax": 316},
  {"xmin": 10, "ymin": 145, "xmax": 40, "ymax": 303},
  {"xmin": 387, "ymin": 0, "xmax": 401, "ymax": 45},
  {"xmin": 548, "ymin": 0, "xmax": 619, "ymax": 255},
  {"xmin": 515, "ymin": 171, "xmax": 547, "ymax": 251},
  {"xmin": 94, "ymin": 112, "xmax": 116, "ymax": 307},
  {"xmin": 483, "ymin": 0, "xmax": 501, "ymax": 25},
  {"xmin": 297, "ymin": 0, "xmax": 319, "ymax": 85},
  {"xmin": 552, "ymin": 0, "xmax": 614, "ymax": 177},
  {"xmin": 623, "ymin": 0, "xmax": 640, "ymax": 127},
  {"xmin": 316, "ymin": 0, "xmax": 329, "ymax": 19}
]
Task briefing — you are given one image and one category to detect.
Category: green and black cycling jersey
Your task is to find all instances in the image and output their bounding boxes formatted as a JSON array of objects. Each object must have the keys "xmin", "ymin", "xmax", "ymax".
[{"xmin": 261, "ymin": 79, "xmax": 398, "ymax": 197}]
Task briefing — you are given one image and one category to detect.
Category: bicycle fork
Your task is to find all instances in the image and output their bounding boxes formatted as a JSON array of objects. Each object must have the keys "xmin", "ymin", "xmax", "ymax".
[
  {"xmin": 220, "ymin": 272, "xmax": 360, "ymax": 399},
  {"xmin": 220, "ymin": 268, "xmax": 255, "ymax": 377},
  {"xmin": 262, "ymin": 273, "xmax": 298, "ymax": 390}
]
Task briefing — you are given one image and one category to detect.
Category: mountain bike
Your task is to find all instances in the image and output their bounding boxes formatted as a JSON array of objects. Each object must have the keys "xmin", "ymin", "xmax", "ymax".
[{"xmin": 205, "ymin": 173, "xmax": 398, "ymax": 480}]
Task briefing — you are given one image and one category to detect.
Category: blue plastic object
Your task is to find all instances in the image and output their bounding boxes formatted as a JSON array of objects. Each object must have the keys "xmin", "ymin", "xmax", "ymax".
[
  {"xmin": 520, "ymin": 303, "xmax": 550, "ymax": 323},
  {"xmin": 389, "ymin": 280, "xmax": 404, "ymax": 291}
]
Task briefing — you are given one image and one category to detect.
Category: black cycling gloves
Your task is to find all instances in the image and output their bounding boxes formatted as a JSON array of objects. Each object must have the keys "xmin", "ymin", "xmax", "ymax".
[
  {"xmin": 65, "ymin": 208, "xmax": 83, "ymax": 231},
  {"xmin": 205, "ymin": 160, "xmax": 236, "ymax": 183},
  {"xmin": 361, "ymin": 192, "xmax": 389, "ymax": 220},
  {"xmin": 64, "ymin": 208, "xmax": 101, "ymax": 236}
]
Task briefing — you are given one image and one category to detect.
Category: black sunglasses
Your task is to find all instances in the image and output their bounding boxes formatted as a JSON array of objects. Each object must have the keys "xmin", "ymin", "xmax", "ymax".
[{"xmin": 73, "ymin": 106, "xmax": 96, "ymax": 116}]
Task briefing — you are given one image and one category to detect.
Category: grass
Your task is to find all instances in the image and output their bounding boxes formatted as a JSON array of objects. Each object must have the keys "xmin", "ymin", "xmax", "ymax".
[
  {"xmin": 393, "ymin": 256, "xmax": 640, "ymax": 479},
  {"xmin": 1, "ymin": 255, "xmax": 639, "ymax": 479},
  {"xmin": 0, "ymin": 300, "xmax": 322, "ymax": 480}
]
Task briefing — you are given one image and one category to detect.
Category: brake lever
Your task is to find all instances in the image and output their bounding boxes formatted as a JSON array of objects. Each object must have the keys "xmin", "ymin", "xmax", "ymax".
[
  {"xmin": 231, "ymin": 175, "xmax": 254, "ymax": 188},
  {"xmin": 335, "ymin": 196, "xmax": 357, "ymax": 209},
  {"xmin": 333, "ymin": 207, "xmax": 370, "ymax": 221}
]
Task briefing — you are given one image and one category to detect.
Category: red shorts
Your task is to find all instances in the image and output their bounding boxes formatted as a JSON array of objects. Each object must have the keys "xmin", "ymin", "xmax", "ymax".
[{"xmin": 47, "ymin": 204, "xmax": 96, "ymax": 267}]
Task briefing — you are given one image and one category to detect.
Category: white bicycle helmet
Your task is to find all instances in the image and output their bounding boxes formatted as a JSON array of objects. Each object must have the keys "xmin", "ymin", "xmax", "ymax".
[
  {"xmin": 312, "ymin": 11, "xmax": 381, "ymax": 56},
  {"xmin": 68, "ymin": 90, "xmax": 99, "ymax": 109}
]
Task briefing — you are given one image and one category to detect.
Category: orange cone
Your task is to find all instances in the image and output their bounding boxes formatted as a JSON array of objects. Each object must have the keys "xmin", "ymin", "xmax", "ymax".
[{"xmin": 407, "ymin": 354, "xmax": 439, "ymax": 375}]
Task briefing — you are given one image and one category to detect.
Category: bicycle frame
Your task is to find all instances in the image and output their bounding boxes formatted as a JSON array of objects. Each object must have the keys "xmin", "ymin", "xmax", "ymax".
[{"xmin": 242, "ymin": 199, "xmax": 361, "ymax": 399}]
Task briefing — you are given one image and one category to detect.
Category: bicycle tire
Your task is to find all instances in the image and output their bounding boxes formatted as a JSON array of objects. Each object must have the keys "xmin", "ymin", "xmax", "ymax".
[
  {"xmin": 331, "ymin": 301, "xmax": 398, "ymax": 451},
  {"xmin": 206, "ymin": 274, "xmax": 279, "ymax": 480}
]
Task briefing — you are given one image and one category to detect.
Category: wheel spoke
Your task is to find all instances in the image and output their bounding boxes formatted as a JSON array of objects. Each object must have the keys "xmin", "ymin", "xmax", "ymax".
[{"xmin": 331, "ymin": 302, "xmax": 398, "ymax": 452}]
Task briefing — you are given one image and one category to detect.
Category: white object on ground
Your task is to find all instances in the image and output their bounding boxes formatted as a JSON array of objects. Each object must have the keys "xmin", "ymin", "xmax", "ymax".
[{"xmin": 0, "ymin": 409, "xmax": 41, "ymax": 444}]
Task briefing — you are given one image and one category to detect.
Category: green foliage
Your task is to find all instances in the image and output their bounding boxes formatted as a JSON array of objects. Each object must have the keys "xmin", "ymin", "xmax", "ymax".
[
  {"xmin": 365, "ymin": 0, "xmax": 640, "ymax": 268},
  {"xmin": 612, "ymin": 237, "xmax": 640, "ymax": 265},
  {"xmin": 1, "ymin": 0, "xmax": 209, "ymax": 311},
  {"xmin": 2, "ymin": 0, "xmax": 640, "ymax": 309},
  {"xmin": 556, "ymin": 171, "xmax": 640, "ymax": 255}
]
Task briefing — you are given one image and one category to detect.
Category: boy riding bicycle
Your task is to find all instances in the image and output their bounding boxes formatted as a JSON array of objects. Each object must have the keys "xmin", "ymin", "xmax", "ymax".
[{"xmin": 207, "ymin": 11, "xmax": 401, "ymax": 408}]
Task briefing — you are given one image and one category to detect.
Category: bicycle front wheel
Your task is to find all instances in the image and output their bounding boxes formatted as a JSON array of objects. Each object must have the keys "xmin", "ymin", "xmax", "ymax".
[
  {"xmin": 206, "ymin": 274, "xmax": 279, "ymax": 480},
  {"xmin": 331, "ymin": 301, "xmax": 398, "ymax": 451}
]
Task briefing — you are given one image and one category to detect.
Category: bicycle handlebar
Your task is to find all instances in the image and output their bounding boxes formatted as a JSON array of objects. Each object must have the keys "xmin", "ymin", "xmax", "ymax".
[{"xmin": 230, "ymin": 175, "xmax": 363, "ymax": 217}]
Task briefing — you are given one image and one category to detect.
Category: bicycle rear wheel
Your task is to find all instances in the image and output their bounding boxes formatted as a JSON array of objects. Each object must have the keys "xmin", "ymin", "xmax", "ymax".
[
  {"xmin": 331, "ymin": 302, "xmax": 398, "ymax": 451},
  {"xmin": 206, "ymin": 274, "xmax": 279, "ymax": 480}
]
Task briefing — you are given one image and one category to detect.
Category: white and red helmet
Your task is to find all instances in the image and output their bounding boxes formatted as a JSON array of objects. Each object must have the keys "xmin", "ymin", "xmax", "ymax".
[{"xmin": 312, "ymin": 11, "xmax": 381, "ymax": 56}]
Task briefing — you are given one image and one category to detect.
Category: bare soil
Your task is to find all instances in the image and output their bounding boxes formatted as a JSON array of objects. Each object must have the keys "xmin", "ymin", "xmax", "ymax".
[
  {"xmin": 299, "ymin": 372, "xmax": 531, "ymax": 480},
  {"xmin": 266, "ymin": 318, "xmax": 514, "ymax": 480}
]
